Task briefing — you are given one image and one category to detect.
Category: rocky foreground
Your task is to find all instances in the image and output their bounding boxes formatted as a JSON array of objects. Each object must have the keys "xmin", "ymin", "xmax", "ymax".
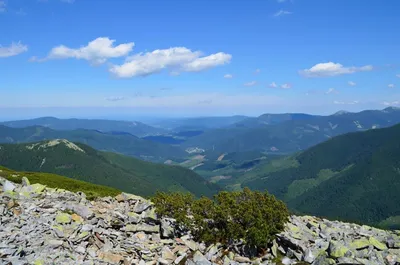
[{"xmin": 1, "ymin": 177, "xmax": 400, "ymax": 265}]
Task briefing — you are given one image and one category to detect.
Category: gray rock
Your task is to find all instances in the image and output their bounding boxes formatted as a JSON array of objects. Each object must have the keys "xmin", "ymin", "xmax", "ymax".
[
  {"xmin": 161, "ymin": 218, "xmax": 175, "ymax": 238},
  {"xmin": 134, "ymin": 200, "xmax": 152, "ymax": 213},
  {"xmin": 192, "ymin": 250, "xmax": 211, "ymax": 265},
  {"xmin": 125, "ymin": 223, "xmax": 160, "ymax": 233},
  {"xmin": 47, "ymin": 239, "xmax": 64, "ymax": 248},
  {"xmin": 64, "ymin": 203, "xmax": 93, "ymax": 219},
  {"xmin": 303, "ymin": 248, "xmax": 316, "ymax": 263},
  {"xmin": 3, "ymin": 180, "xmax": 16, "ymax": 192}
]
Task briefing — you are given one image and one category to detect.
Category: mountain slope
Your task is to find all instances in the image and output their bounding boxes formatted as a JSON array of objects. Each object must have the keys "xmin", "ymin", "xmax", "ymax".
[
  {"xmin": 0, "ymin": 125, "xmax": 186, "ymax": 162},
  {"xmin": 0, "ymin": 166, "xmax": 120, "ymax": 199},
  {"xmin": 1, "ymin": 117, "xmax": 165, "ymax": 137},
  {"xmin": 183, "ymin": 107, "xmax": 400, "ymax": 154},
  {"xmin": 242, "ymin": 123, "xmax": 400, "ymax": 227},
  {"xmin": 0, "ymin": 139, "xmax": 219, "ymax": 197}
]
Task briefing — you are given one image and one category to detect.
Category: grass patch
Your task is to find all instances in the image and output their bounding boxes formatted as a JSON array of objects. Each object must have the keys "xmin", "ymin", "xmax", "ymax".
[
  {"xmin": 285, "ymin": 169, "xmax": 337, "ymax": 200},
  {"xmin": 0, "ymin": 166, "xmax": 121, "ymax": 200},
  {"xmin": 378, "ymin": 216, "xmax": 400, "ymax": 230}
]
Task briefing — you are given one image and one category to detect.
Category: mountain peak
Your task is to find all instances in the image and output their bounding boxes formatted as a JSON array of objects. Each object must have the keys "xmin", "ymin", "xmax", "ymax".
[
  {"xmin": 383, "ymin": 106, "xmax": 400, "ymax": 112},
  {"xmin": 332, "ymin": 110, "xmax": 350, "ymax": 116},
  {"xmin": 26, "ymin": 139, "xmax": 86, "ymax": 153}
]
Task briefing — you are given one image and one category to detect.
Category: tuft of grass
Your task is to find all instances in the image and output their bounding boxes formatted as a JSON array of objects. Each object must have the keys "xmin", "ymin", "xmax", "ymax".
[{"xmin": 0, "ymin": 166, "xmax": 120, "ymax": 200}]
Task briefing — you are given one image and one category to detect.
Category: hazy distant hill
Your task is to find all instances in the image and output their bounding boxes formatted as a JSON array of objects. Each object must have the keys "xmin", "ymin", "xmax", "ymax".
[
  {"xmin": 232, "ymin": 113, "xmax": 317, "ymax": 128},
  {"xmin": 1, "ymin": 117, "xmax": 165, "ymax": 137},
  {"xmin": 0, "ymin": 140, "xmax": 219, "ymax": 197},
  {"xmin": 240, "ymin": 123, "xmax": 400, "ymax": 228},
  {"xmin": 148, "ymin": 116, "xmax": 249, "ymax": 131},
  {"xmin": 182, "ymin": 107, "xmax": 400, "ymax": 154},
  {"xmin": 0, "ymin": 125, "xmax": 186, "ymax": 162}
]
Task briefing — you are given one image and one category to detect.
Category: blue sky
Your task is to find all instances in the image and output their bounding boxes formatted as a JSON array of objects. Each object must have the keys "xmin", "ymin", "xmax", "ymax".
[{"xmin": 1, "ymin": 0, "xmax": 399, "ymax": 119}]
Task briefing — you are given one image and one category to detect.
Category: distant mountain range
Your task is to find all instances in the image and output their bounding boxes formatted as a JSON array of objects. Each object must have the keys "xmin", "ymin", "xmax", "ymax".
[
  {"xmin": 234, "ymin": 123, "xmax": 400, "ymax": 228},
  {"xmin": 0, "ymin": 139, "xmax": 219, "ymax": 197},
  {"xmin": 0, "ymin": 125, "xmax": 186, "ymax": 162},
  {"xmin": 1, "ymin": 117, "xmax": 165, "ymax": 137},
  {"xmin": 182, "ymin": 107, "xmax": 400, "ymax": 154},
  {"xmin": 147, "ymin": 115, "xmax": 249, "ymax": 131}
]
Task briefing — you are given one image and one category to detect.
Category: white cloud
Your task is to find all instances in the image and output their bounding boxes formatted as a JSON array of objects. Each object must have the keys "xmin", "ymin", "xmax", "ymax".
[
  {"xmin": 388, "ymin": 84, "xmax": 395, "ymax": 88},
  {"xmin": 255, "ymin": 69, "xmax": 261, "ymax": 74},
  {"xmin": 383, "ymin": 101, "xmax": 400, "ymax": 106},
  {"xmin": 280, "ymin": 83, "xmax": 292, "ymax": 89},
  {"xmin": 105, "ymin": 96, "xmax": 126, "ymax": 102},
  {"xmin": 224, "ymin": 74, "xmax": 233, "ymax": 79},
  {"xmin": 325, "ymin": 88, "xmax": 339, "ymax": 94},
  {"xmin": 0, "ymin": 1, "xmax": 6, "ymax": 12},
  {"xmin": 300, "ymin": 62, "xmax": 373, "ymax": 77},
  {"xmin": 244, "ymin": 81, "xmax": 257, "ymax": 87},
  {"xmin": 110, "ymin": 47, "xmax": 231, "ymax": 78},
  {"xmin": 0, "ymin": 42, "xmax": 28, "ymax": 58},
  {"xmin": 348, "ymin": 81, "xmax": 356, "ymax": 86},
  {"xmin": 273, "ymin": 10, "xmax": 292, "ymax": 17},
  {"xmin": 334, "ymin": 100, "xmax": 359, "ymax": 105},
  {"xmin": 269, "ymin": 82, "xmax": 278, "ymax": 88},
  {"xmin": 35, "ymin": 37, "xmax": 134, "ymax": 65},
  {"xmin": 182, "ymin": 52, "xmax": 231, "ymax": 72}
]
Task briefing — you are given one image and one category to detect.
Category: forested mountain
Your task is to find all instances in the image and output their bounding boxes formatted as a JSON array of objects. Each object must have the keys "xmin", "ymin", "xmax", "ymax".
[
  {"xmin": 0, "ymin": 139, "xmax": 219, "ymax": 197},
  {"xmin": 182, "ymin": 107, "xmax": 400, "ymax": 154},
  {"xmin": 1, "ymin": 117, "xmax": 165, "ymax": 137},
  {"xmin": 240, "ymin": 123, "xmax": 400, "ymax": 228},
  {"xmin": 0, "ymin": 125, "xmax": 186, "ymax": 162}
]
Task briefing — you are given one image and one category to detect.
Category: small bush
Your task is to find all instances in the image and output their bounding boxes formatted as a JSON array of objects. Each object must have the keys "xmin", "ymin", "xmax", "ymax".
[{"xmin": 152, "ymin": 187, "xmax": 289, "ymax": 248}]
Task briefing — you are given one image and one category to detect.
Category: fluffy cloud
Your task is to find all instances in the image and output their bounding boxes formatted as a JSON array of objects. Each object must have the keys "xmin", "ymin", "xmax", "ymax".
[
  {"xmin": 224, "ymin": 74, "xmax": 233, "ymax": 79},
  {"xmin": 388, "ymin": 84, "xmax": 395, "ymax": 88},
  {"xmin": 34, "ymin": 37, "xmax": 134, "ymax": 65},
  {"xmin": 244, "ymin": 81, "xmax": 257, "ymax": 87},
  {"xmin": 300, "ymin": 62, "xmax": 373, "ymax": 77},
  {"xmin": 348, "ymin": 81, "xmax": 356, "ymax": 86},
  {"xmin": 325, "ymin": 88, "xmax": 339, "ymax": 94},
  {"xmin": 280, "ymin": 83, "xmax": 291, "ymax": 89},
  {"xmin": 269, "ymin": 82, "xmax": 278, "ymax": 88},
  {"xmin": 334, "ymin": 100, "xmax": 359, "ymax": 105},
  {"xmin": 273, "ymin": 10, "xmax": 292, "ymax": 17},
  {"xmin": 0, "ymin": 42, "xmax": 28, "ymax": 58},
  {"xmin": 110, "ymin": 47, "xmax": 231, "ymax": 78},
  {"xmin": 0, "ymin": 1, "xmax": 6, "ymax": 12}
]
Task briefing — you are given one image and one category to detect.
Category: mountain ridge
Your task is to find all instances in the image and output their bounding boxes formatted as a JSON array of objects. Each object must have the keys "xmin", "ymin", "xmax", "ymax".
[
  {"xmin": 0, "ymin": 125, "xmax": 186, "ymax": 162},
  {"xmin": 0, "ymin": 139, "xmax": 219, "ymax": 197}
]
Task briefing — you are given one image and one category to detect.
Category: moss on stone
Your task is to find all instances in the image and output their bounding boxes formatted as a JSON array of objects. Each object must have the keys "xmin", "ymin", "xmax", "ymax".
[
  {"xmin": 349, "ymin": 238, "xmax": 370, "ymax": 250},
  {"xmin": 369, "ymin": 236, "xmax": 387, "ymax": 250},
  {"xmin": 55, "ymin": 213, "xmax": 71, "ymax": 224}
]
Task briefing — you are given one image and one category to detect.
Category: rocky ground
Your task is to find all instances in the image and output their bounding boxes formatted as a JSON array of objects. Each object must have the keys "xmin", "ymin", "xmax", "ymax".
[{"xmin": 1, "ymin": 176, "xmax": 400, "ymax": 265}]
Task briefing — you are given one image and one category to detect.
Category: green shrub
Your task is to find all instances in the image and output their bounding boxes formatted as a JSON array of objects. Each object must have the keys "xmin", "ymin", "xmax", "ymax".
[{"xmin": 152, "ymin": 187, "xmax": 289, "ymax": 248}]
